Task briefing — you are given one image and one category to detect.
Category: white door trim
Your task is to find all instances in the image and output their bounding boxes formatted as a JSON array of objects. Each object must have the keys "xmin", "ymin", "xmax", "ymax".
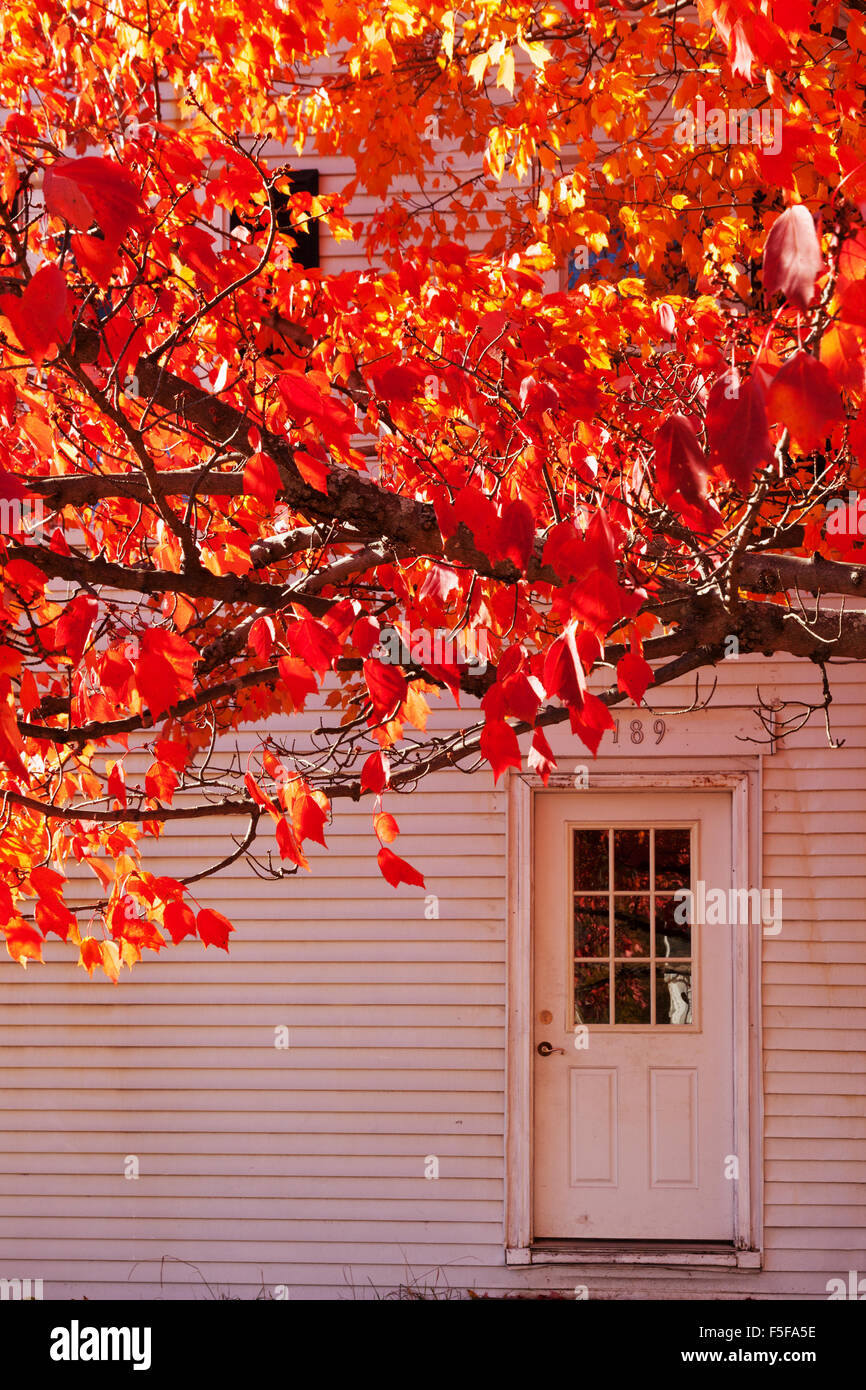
[{"xmin": 505, "ymin": 767, "xmax": 764, "ymax": 1266}]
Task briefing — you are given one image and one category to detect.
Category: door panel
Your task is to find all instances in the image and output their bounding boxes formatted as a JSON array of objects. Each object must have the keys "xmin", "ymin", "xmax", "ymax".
[{"xmin": 532, "ymin": 790, "xmax": 735, "ymax": 1241}]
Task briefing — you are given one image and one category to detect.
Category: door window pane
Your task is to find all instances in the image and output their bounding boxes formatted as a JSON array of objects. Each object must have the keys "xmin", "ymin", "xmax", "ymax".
[
  {"xmin": 613, "ymin": 829, "xmax": 649, "ymax": 889},
  {"xmin": 574, "ymin": 964, "xmax": 610, "ymax": 1024},
  {"xmin": 574, "ymin": 898, "xmax": 610, "ymax": 959},
  {"xmin": 654, "ymin": 828, "xmax": 691, "ymax": 889},
  {"xmin": 571, "ymin": 825, "xmax": 693, "ymax": 1027},
  {"xmin": 573, "ymin": 829, "xmax": 608, "ymax": 891},
  {"xmin": 655, "ymin": 894, "xmax": 691, "ymax": 957},
  {"xmin": 614, "ymin": 963, "xmax": 652, "ymax": 1024},
  {"xmin": 655, "ymin": 961, "xmax": 693, "ymax": 1025},
  {"xmin": 614, "ymin": 895, "xmax": 650, "ymax": 956}
]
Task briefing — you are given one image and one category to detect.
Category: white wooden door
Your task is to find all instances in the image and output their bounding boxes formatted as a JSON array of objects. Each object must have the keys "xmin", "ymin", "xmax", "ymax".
[{"xmin": 532, "ymin": 790, "xmax": 736, "ymax": 1241}]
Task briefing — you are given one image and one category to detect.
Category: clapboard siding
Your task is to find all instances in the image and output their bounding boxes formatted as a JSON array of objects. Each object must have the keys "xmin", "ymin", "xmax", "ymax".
[{"xmin": 2, "ymin": 656, "xmax": 864, "ymax": 1299}]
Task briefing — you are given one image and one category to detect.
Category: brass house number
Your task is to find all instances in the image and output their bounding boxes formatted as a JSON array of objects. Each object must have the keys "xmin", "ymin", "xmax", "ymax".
[{"xmin": 609, "ymin": 717, "xmax": 667, "ymax": 746}]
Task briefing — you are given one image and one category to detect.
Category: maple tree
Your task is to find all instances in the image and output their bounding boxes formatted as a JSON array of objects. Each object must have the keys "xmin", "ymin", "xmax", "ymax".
[{"xmin": 0, "ymin": 0, "xmax": 865, "ymax": 978}]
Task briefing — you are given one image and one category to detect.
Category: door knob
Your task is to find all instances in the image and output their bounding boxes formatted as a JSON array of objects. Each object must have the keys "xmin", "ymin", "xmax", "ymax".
[{"xmin": 537, "ymin": 1041, "xmax": 565, "ymax": 1056}]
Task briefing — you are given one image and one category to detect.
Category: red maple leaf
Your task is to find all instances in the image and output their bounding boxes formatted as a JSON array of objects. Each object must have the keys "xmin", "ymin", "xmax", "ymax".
[
  {"xmin": 767, "ymin": 351, "xmax": 844, "ymax": 452},
  {"xmin": 377, "ymin": 846, "xmax": 425, "ymax": 888},
  {"xmin": 135, "ymin": 629, "xmax": 197, "ymax": 718},
  {"xmin": 705, "ymin": 372, "xmax": 772, "ymax": 493},
  {"xmin": 196, "ymin": 907, "xmax": 234, "ymax": 951},
  {"xmin": 0, "ymin": 264, "xmax": 71, "ymax": 367}
]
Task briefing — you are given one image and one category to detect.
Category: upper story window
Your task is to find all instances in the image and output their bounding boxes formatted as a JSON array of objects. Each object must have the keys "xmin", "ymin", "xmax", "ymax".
[{"xmin": 230, "ymin": 168, "xmax": 320, "ymax": 271}]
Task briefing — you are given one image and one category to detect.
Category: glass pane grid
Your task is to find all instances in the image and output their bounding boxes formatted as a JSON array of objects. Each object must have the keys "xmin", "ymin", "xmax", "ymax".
[{"xmin": 573, "ymin": 825, "xmax": 694, "ymax": 1028}]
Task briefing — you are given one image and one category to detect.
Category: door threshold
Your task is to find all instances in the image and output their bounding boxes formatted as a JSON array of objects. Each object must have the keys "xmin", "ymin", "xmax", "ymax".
[{"xmin": 509, "ymin": 1241, "xmax": 761, "ymax": 1269}]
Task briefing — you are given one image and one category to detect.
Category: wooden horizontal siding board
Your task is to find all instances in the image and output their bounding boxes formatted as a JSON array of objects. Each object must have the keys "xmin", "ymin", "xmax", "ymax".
[
  {"xmin": 0, "ymin": 1111, "xmax": 504, "ymax": 1135},
  {"xmin": 0, "ymin": 1003, "xmax": 503, "ymax": 1025},
  {"xmin": 766, "ymin": 1184, "xmax": 866, "ymax": 1205},
  {"xmin": 0, "ymin": 1052, "xmax": 505, "ymax": 1073},
  {"xmin": 0, "ymin": 1026, "xmax": 503, "ymax": 1048},
  {"xmin": 0, "ymin": 1135, "xmax": 503, "ymax": 1158},
  {"xmin": 0, "ymin": 1167, "xmax": 502, "ymax": 1190},
  {"xmin": 766, "ymin": 1115, "xmax": 866, "ymax": 1137},
  {"xmin": 0, "ymin": 1229, "xmax": 504, "ymax": 1250},
  {"xmin": 766, "ymin": 1139, "xmax": 866, "ymax": 1160}
]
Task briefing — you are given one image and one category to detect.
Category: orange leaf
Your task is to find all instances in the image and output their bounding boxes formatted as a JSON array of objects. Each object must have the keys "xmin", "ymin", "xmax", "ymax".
[
  {"xmin": 145, "ymin": 761, "xmax": 178, "ymax": 804},
  {"xmin": 275, "ymin": 814, "xmax": 309, "ymax": 868},
  {"xmin": 4, "ymin": 921, "xmax": 43, "ymax": 965},
  {"xmin": 374, "ymin": 811, "xmax": 400, "ymax": 843},
  {"xmin": 78, "ymin": 936, "xmax": 105, "ymax": 976}
]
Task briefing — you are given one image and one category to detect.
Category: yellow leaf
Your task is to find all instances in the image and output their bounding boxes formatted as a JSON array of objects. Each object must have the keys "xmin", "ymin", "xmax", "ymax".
[
  {"xmin": 518, "ymin": 38, "xmax": 552, "ymax": 70},
  {"xmin": 468, "ymin": 51, "xmax": 489, "ymax": 87},
  {"xmin": 497, "ymin": 49, "xmax": 515, "ymax": 96},
  {"xmin": 442, "ymin": 10, "xmax": 456, "ymax": 62},
  {"xmin": 672, "ymin": 193, "xmax": 689, "ymax": 210}
]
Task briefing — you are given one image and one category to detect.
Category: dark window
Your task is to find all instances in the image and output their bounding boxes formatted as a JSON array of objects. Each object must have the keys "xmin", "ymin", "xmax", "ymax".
[
  {"xmin": 230, "ymin": 169, "xmax": 320, "ymax": 270},
  {"xmin": 568, "ymin": 231, "xmax": 638, "ymax": 288}
]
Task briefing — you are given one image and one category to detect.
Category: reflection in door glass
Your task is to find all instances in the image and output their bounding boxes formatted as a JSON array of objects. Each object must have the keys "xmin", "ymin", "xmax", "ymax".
[
  {"xmin": 656, "ymin": 961, "xmax": 693, "ymax": 1024},
  {"xmin": 573, "ymin": 829, "xmax": 608, "ymax": 891},
  {"xmin": 574, "ymin": 898, "xmax": 610, "ymax": 958},
  {"xmin": 614, "ymin": 963, "xmax": 652, "ymax": 1023},
  {"xmin": 656, "ymin": 894, "xmax": 691, "ymax": 956},
  {"xmin": 572, "ymin": 826, "xmax": 693, "ymax": 1026},
  {"xmin": 613, "ymin": 829, "xmax": 649, "ymax": 889},
  {"xmin": 614, "ymin": 896, "xmax": 650, "ymax": 956},
  {"xmin": 654, "ymin": 828, "xmax": 691, "ymax": 889},
  {"xmin": 574, "ymin": 963, "xmax": 610, "ymax": 1024}
]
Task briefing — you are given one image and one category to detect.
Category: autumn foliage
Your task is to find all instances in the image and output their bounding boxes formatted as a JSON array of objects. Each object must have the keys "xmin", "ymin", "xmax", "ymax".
[{"xmin": 0, "ymin": 1, "xmax": 865, "ymax": 977}]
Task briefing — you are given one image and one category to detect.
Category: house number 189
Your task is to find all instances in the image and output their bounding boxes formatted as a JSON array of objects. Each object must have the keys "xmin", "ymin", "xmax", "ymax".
[{"xmin": 610, "ymin": 717, "xmax": 666, "ymax": 745}]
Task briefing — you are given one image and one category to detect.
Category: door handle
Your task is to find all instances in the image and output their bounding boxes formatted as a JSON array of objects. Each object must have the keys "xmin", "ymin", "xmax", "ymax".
[{"xmin": 536, "ymin": 1041, "xmax": 566, "ymax": 1056}]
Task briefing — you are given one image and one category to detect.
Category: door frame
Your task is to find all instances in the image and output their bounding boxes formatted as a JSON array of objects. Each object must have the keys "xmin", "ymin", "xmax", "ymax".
[{"xmin": 504, "ymin": 767, "xmax": 763, "ymax": 1267}]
